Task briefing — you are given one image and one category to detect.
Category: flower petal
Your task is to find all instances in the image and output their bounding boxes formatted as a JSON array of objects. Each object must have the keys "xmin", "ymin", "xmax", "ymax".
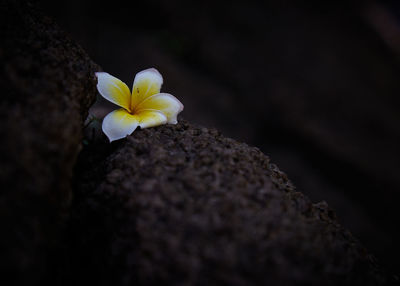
[
  {"xmin": 96, "ymin": 72, "xmax": 131, "ymax": 111},
  {"xmin": 136, "ymin": 93, "xmax": 184, "ymax": 124},
  {"xmin": 131, "ymin": 68, "xmax": 163, "ymax": 108},
  {"xmin": 102, "ymin": 108, "xmax": 138, "ymax": 142},
  {"xmin": 137, "ymin": 110, "xmax": 167, "ymax": 128}
]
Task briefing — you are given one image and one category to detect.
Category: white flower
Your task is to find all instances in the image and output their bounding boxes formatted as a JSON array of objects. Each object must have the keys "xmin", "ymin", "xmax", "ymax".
[{"xmin": 95, "ymin": 68, "xmax": 183, "ymax": 142}]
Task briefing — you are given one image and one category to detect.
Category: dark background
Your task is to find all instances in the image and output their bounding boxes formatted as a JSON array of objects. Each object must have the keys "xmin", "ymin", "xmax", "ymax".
[{"xmin": 38, "ymin": 0, "xmax": 400, "ymax": 274}]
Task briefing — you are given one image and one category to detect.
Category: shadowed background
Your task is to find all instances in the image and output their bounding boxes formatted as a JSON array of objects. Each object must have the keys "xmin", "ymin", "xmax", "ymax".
[{"xmin": 38, "ymin": 0, "xmax": 400, "ymax": 274}]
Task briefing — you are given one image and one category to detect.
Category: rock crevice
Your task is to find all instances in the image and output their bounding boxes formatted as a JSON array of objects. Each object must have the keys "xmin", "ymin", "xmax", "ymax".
[{"xmin": 0, "ymin": 1, "xmax": 394, "ymax": 285}]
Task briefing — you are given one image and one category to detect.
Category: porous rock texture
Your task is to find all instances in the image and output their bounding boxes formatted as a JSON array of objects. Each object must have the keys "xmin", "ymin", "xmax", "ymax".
[
  {"xmin": 42, "ymin": 0, "xmax": 400, "ymax": 269},
  {"xmin": 0, "ymin": 1, "xmax": 395, "ymax": 285},
  {"xmin": 0, "ymin": 1, "xmax": 98, "ymax": 285},
  {"xmin": 70, "ymin": 120, "xmax": 390, "ymax": 286}
]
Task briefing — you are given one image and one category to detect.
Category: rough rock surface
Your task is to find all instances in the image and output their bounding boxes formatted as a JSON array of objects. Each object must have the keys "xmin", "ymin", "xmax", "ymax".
[
  {"xmin": 40, "ymin": 0, "xmax": 400, "ymax": 269},
  {"xmin": 0, "ymin": 1, "xmax": 395, "ymax": 285},
  {"xmin": 70, "ymin": 120, "xmax": 389, "ymax": 285},
  {"xmin": 0, "ymin": 1, "xmax": 98, "ymax": 284}
]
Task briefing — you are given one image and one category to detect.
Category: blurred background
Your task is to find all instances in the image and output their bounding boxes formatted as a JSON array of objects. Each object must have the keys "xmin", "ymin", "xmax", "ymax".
[{"xmin": 38, "ymin": 0, "xmax": 400, "ymax": 274}]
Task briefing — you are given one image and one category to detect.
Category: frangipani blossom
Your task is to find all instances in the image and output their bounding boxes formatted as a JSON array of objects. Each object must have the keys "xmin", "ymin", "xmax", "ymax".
[{"xmin": 95, "ymin": 68, "xmax": 183, "ymax": 142}]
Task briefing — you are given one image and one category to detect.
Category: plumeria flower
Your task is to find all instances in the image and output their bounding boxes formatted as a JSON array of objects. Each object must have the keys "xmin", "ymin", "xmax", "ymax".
[{"xmin": 95, "ymin": 68, "xmax": 183, "ymax": 142}]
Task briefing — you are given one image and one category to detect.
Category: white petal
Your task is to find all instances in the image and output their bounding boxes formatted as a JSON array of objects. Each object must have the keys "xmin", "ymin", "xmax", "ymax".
[
  {"xmin": 137, "ymin": 110, "xmax": 167, "ymax": 128},
  {"xmin": 131, "ymin": 68, "xmax": 163, "ymax": 106},
  {"xmin": 102, "ymin": 109, "xmax": 138, "ymax": 142},
  {"xmin": 96, "ymin": 72, "xmax": 131, "ymax": 111},
  {"xmin": 136, "ymin": 93, "xmax": 184, "ymax": 124}
]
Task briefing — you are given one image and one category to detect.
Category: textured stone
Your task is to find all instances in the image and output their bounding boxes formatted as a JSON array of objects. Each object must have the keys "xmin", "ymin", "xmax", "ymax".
[
  {"xmin": 0, "ymin": 1, "xmax": 99, "ymax": 284},
  {"xmin": 0, "ymin": 2, "xmax": 395, "ymax": 285},
  {"xmin": 70, "ymin": 121, "xmax": 390, "ymax": 285}
]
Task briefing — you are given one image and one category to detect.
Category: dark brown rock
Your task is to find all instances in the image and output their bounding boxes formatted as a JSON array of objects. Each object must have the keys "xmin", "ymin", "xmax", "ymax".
[
  {"xmin": 38, "ymin": 1, "xmax": 400, "ymax": 268},
  {"xmin": 70, "ymin": 120, "xmax": 391, "ymax": 285},
  {"xmin": 0, "ymin": 1, "xmax": 395, "ymax": 285},
  {"xmin": 0, "ymin": 1, "xmax": 99, "ymax": 284}
]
